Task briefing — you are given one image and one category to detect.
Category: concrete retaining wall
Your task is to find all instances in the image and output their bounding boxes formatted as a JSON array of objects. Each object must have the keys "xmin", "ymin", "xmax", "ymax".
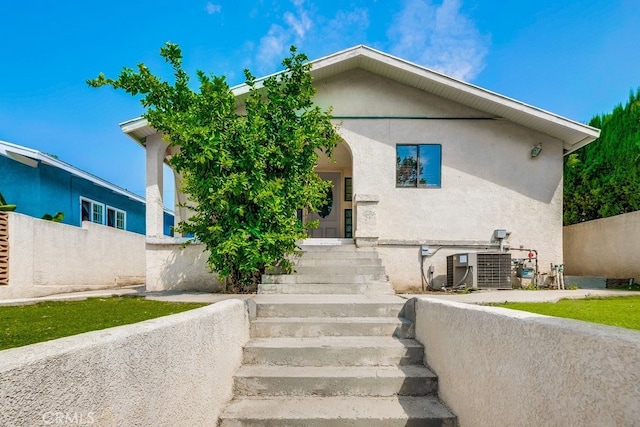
[
  {"xmin": 145, "ymin": 240, "xmax": 223, "ymax": 292},
  {"xmin": 414, "ymin": 297, "xmax": 640, "ymax": 427},
  {"xmin": 0, "ymin": 212, "xmax": 145, "ymax": 299},
  {"xmin": 564, "ymin": 210, "xmax": 640, "ymax": 281},
  {"xmin": 0, "ymin": 299, "xmax": 250, "ymax": 426}
]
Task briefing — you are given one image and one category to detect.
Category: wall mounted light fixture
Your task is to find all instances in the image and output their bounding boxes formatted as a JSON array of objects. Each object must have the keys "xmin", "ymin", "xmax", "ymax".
[{"xmin": 531, "ymin": 144, "xmax": 542, "ymax": 157}]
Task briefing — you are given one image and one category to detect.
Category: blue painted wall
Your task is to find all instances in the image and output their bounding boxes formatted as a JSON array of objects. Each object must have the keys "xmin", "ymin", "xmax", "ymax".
[
  {"xmin": 163, "ymin": 210, "xmax": 175, "ymax": 237},
  {"xmin": 0, "ymin": 154, "xmax": 173, "ymax": 236}
]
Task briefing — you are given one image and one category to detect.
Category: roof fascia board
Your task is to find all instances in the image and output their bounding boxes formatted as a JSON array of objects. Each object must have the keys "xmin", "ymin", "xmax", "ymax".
[{"xmin": 119, "ymin": 117, "xmax": 150, "ymax": 146}]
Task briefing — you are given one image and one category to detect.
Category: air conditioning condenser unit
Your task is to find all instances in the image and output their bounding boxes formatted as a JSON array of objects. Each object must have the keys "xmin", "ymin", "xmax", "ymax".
[{"xmin": 446, "ymin": 252, "xmax": 512, "ymax": 289}]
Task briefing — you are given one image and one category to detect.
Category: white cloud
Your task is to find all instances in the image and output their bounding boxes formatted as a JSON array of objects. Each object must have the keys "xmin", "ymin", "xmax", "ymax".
[
  {"xmin": 323, "ymin": 9, "xmax": 369, "ymax": 48},
  {"xmin": 284, "ymin": 9, "xmax": 312, "ymax": 39},
  {"xmin": 205, "ymin": 2, "xmax": 221, "ymax": 15},
  {"xmin": 256, "ymin": 24, "xmax": 289, "ymax": 70},
  {"xmin": 388, "ymin": 0, "xmax": 489, "ymax": 81},
  {"xmin": 255, "ymin": 0, "xmax": 314, "ymax": 70}
]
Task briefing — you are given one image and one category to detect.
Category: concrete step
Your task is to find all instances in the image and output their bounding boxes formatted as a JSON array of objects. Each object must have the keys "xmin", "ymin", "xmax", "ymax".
[
  {"xmin": 294, "ymin": 250, "xmax": 381, "ymax": 258},
  {"xmin": 253, "ymin": 295, "xmax": 406, "ymax": 318},
  {"xmin": 258, "ymin": 282, "xmax": 394, "ymax": 295},
  {"xmin": 293, "ymin": 257, "xmax": 383, "ymax": 267},
  {"xmin": 299, "ymin": 238, "xmax": 355, "ymax": 246},
  {"xmin": 262, "ymin": 273, "xmax": 388, "ymax": 285},
  {"xmin": 219, "ymin": 395, "xmax": 456, "ymax": 426},
  {"xmin": 292, "ymin": 265, "xmax": 386, "ymax": 275},
  {"xmin": 297, "ymin": 243, "xmax": 361, "ymax": 251},
  {"xmin": 234, "ymin": 365, "xmax": 437, "ymax": 397},
  {"xmin": 242, "ymin": 336, "xmax": 424, "ymax": 367},
  {"xmin": 250, "ymin": 316, "xmax": 414, "ymax": 338}
]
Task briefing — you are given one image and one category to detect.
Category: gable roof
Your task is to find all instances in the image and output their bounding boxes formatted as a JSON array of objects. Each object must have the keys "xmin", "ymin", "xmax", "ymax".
[
  {"xmin": 0, "ymin": 139, "xmax": 145, "ymax": 203},
  {"xmin": 122, "ymin": 45, "xmax": 600, "ymax": 154}
]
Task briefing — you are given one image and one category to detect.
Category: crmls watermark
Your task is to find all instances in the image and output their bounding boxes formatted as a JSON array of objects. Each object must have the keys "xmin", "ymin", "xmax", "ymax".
[{"xmin": 41, "ymin": 411, "xmax": 96, "ymax": 425}]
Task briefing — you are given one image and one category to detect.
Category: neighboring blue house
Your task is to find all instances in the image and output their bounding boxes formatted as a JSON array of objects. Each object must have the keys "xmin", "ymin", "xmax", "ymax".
[{"xmin": 0, "ymin": 139, "xmax": 173, "ymax": 236}]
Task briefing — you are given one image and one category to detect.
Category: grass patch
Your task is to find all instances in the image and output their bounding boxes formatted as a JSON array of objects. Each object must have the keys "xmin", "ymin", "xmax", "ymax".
[
  {"xmin": 495, "ymin": 296, "xmax": 640, "ymax": 331},
  {"xmin": 0, "ymin": 296, "xmax": 208, "ymax": 350}
]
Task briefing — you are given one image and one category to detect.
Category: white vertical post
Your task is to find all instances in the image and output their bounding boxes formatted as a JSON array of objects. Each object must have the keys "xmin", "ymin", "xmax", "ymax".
[
  {"xmin": 145, "ymin": 133, "xmax": 169, "ymax": 238},
  {"xmin": 354, "ymin": 193, "xmax": 380, "ymax": 248}
]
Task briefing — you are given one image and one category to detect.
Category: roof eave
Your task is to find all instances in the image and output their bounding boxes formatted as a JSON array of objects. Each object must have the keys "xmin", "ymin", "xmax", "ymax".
[
  {"xmin": 0, "ymin": 140, "xmax": 145, "ymax": 203},
  {"xmin": 119, "ymin": 117, "xmax": 152, "ymax": 146},
  {"xmin": 125, "ymin": 44, "xmax": 602, "ymax": 154}
]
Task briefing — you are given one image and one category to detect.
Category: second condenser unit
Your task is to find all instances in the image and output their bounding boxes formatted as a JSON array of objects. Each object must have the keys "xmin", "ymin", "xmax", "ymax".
[{"xmin": 446, "ymin": 252, "xmax": 512, "ymax": 289}]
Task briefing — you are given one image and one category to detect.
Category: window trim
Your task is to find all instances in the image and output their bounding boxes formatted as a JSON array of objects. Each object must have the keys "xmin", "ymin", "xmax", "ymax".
[
  {"xmin": 395, "ymin": 143, "xmax": 442, "ymax": 189},
  {"xmin": 80, "ymin": 197, "xmax": 105, "ymax": 225},
  {"xmin": 107, "ymin": 206, "xmax": 127, "ymax": 230}
]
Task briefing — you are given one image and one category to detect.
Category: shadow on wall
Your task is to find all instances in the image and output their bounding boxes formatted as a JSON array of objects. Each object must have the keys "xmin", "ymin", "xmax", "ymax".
[{"xmin": 149, "ymin": 242, "xmax": 224, "ymax": 293}]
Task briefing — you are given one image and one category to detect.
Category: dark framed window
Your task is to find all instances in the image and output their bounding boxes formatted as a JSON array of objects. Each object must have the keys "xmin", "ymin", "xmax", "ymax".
[
  {"xmin": 107, "ymin": 207, "xmax": 126, "ymax": 230},
  {"xmin": 396, "ymin": 144, "xmax": 441, "ymax": 188},
  {"xmin": 81, "ymin": 197, "xmax": 105, "ymax": 224},
  {"xmin": 344, "ymin": 177, "xmax": 353, "ymax": 201},
  {"xmin": 344, "ymin": 209, "xmax": 353, "ymax": 238}
]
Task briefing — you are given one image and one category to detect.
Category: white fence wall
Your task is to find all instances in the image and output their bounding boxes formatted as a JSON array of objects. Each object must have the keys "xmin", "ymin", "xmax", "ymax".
[
  {"xmin": 564, "ymin": 210, "xmax": 640, "ymax": 281},
  {"xmin": 0, "ymin": 212, "xmax": 145, "ymax": 299},
  {"xmin": 0, "ymin": 299, "xmax": 250, "ymax": 426},
  {"xmin": 413, "ymin": 297, "xmax": 640, "ymax": 427}
]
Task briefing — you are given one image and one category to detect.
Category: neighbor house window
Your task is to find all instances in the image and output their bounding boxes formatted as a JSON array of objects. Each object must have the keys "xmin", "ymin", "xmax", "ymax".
[
  {"xmin": 107, "ymin": 207, "xmax": 126, "ymax": 230},
  {"xmin": 396, "ymin": 144, "xmax": 441, "ymax": 188},
  {"xmin": 81, "ymin": 198, "xmax": 105, "ymax": 224}
]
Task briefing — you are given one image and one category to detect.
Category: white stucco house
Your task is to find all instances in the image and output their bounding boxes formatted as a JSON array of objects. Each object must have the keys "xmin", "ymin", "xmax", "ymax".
[{"xmin": 121, "ymin": 45, "xmax": 600, "ymax": 293}]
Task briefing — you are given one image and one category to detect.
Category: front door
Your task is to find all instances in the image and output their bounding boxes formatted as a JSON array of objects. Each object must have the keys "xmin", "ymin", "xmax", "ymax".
[{"xmin": 309, "ymin": 172, "xmax": 341, "ymax": 238}]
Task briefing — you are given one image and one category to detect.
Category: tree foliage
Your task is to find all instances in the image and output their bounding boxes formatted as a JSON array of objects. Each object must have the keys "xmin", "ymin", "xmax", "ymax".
[
  {"xmin": 563, "ymin": 89, "xmax": 640, "ymax": 225},
  {"xmin": 89, "ymin": 43, "xmax": 340, "ymax": 291}
]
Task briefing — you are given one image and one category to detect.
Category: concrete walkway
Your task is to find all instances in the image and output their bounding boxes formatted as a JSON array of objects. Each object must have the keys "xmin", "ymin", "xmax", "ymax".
[{"xmin": 1, "ymin": 286, "xmax": 636, "ymax": 306}]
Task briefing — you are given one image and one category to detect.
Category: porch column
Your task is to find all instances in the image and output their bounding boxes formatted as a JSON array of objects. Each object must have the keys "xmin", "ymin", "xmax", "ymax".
[
  {"xmin": 172, "ymin": 169, "xmax": 196, "ymax": 237},
  {"xmin": 145, "ymin": 133, "xmax": 169, "ymax": 238},
  {"xmin": 354, "ymin": 193, "xmax": 379, "ymax": 247}
]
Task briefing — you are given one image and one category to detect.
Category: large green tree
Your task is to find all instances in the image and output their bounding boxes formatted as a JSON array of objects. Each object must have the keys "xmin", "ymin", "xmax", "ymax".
[
  {"xmin": 89, "ymin": 43, "xmax": 340, "ymax": 291},
  {"xmin": 564, "ymin": 89, "xmax": 640, "ymax": 225}
]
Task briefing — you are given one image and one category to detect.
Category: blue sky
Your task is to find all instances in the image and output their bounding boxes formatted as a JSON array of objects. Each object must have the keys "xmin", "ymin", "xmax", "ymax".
[{"xmin": 1, "ymin": 0, "xmax": 638, "ymax": 206}]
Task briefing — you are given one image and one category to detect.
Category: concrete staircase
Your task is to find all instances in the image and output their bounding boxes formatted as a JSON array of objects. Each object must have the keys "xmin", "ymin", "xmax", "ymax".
[
  {"xmin": 260, "ymin": 239, "xmax": 394, "ymax": 295},
  {"xmin": 219, "ymin": 241, "xmax": 456, "ymax": 426}
]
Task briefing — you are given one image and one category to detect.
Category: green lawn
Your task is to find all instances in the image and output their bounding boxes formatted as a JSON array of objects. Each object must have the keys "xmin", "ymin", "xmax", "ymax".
[
  {"xmin": 0, "ymin": 296, "xmax": 208, "ymax": 350},
  {"xmin": 496, "ymin": 296, "xmax": 640, "ymax": 331}
]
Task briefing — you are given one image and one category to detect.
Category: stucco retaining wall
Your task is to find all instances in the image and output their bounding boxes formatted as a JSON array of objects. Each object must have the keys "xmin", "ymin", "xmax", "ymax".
[
  {"xmin": 145, "ymin": 240, "xmax": 223, "ymax": 292},
  {"xmin": 0, "ymin": 212, "xmax": 145, "ymax": 299},
  {"xmin": 564, "ymin": 210, "xmax": 640, "ymax": 281},
  {"xmin": 413, "ymin": 297, "xmax": 640, "ymax": 427},
  {"xmin": 0, "ymin": 299, "xmax": 250, "ymax": 426}
]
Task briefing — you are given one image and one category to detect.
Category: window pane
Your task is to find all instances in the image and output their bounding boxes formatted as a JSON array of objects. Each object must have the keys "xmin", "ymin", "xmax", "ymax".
[
  {"xmin": 344, "ymin": 209, "xmax": 353, "ymax": 238},
  {"xmin": 116, "ymin": 211, "xmax": 125, "ymax": 230},
  {"xmin": 107, "ymin": 208, "xmax": 115, "ymax": 227},
  {"xmin": 81, "ymin": 200, "xmax": 91, "ymax": 222},
  {"xmin": 92, "ymin": 204, "xmax": 103, "ymax": 224},
  {"xmin": 344, "ymin": 177, "xmax": 353, "ymax": 202},
  {"xmin": 418, "ymin": 145, "xmax": 441, "ymax": 188},
  {"xmin": 396, "ymin": 145, "xmax": 418, "ymax": 187}
]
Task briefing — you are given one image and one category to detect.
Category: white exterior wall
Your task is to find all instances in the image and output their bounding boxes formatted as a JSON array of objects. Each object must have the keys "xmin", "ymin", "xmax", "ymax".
[
  {"xmin": 145, "ymin": 240, "xmax": 223, "ymax": 292},
  {"xmin": 314, "ymin": 69, "xmax": 564, "ymax": 290},
  {"xmin": 0, "ymin": 299, "xmax": 250, "ymax": 426},
  {"xmin": 413, "ymin": 297, "xmax": 640, "ymax": 426},
  {"xmin": 0, "ymin": 212, "xmax": 145, "ymax": 299},
  {"xmin": 564, "ymin": 211, "xmax": 640, "ymax": 281}
]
